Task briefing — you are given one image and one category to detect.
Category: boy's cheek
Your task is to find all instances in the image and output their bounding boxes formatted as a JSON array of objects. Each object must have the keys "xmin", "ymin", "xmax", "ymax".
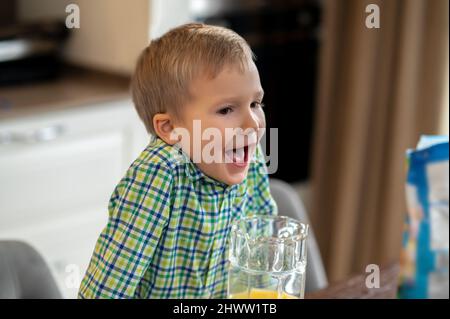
[{"xmin": 191, "ymin": 141, "xmax": 228, "ymax": 165}]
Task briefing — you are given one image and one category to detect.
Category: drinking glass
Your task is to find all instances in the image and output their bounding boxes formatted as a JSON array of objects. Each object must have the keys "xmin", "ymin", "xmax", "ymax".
[{"xmin": 228, "ymin": 216, "xmax": 309, "ymax": 299}]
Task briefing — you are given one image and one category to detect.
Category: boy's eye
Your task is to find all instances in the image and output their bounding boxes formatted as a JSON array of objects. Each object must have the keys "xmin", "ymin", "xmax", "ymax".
[
  {"xmin": 217, "ymin": 106, "xmax": 233, "ymax": 115},
  {"xmin": 251, "ymin": 101, "xmax": 264, "ymax": 109}
]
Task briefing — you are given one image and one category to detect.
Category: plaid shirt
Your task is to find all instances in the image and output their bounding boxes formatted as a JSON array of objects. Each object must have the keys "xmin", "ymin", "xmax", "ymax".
[{"xmin": 78, "ymin": 137, "xmax": 277, "ymax": 299}]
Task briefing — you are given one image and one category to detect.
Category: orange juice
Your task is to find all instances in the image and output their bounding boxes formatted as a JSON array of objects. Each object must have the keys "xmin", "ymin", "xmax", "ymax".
[{"xmin": 229, "ymin": 288, "xmax": 298, "ymax": 299}]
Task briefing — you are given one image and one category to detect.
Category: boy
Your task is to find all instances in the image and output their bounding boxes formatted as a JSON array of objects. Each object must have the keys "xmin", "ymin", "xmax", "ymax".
[{"xmin": 78, "ymin": 23, "xmax": 277, "ymax": 299}]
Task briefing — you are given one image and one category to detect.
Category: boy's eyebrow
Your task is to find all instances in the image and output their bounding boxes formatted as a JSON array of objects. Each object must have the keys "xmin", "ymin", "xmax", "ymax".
[
  {"xmin": 211, "ymin": 90, "xmax": 265, "ymax": 106},
  {"xmin": 255, "ymin": 89, "xmax": 264, "ymax": 99}
]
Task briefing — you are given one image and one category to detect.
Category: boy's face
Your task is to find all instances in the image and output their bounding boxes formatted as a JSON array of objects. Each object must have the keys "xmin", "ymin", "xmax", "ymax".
[{"xmin": 175, "ymin": 61, "xmax": 266, "ymax": 185}]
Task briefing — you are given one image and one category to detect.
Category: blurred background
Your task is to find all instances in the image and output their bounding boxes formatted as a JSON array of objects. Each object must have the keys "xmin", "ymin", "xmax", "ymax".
[{"xmin": 0, "ymin": 0, "xmax": 448, "ymax": 298}]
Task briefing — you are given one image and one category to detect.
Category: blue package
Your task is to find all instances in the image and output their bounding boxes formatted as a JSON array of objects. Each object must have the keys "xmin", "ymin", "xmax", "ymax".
[{"xmin": 399, "ymin": 135, "xmax": 449, "ymax": 299}]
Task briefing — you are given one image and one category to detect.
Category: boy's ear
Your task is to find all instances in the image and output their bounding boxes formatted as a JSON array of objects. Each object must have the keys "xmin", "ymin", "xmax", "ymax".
[{"xmin": 153, "ymin": 113, "xmax": 179, "ymax": 145}]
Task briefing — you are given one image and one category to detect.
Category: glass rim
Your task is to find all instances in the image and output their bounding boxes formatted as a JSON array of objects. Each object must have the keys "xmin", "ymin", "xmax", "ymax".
[{"xmin": 230, "ymin": 215, "xmax": 309, "ymax": 243}]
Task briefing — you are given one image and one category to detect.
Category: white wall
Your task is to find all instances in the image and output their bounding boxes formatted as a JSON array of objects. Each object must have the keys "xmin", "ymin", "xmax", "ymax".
[{"xmin": 148, "ymin": 0, "xmax": 192, "ymax": 39}]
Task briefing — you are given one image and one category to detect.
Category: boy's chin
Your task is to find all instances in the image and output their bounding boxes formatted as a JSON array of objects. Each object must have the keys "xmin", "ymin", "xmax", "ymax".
[
  {"xmin": 221, "ymin": 174, "xmax": 247, "ymax": 186},
  {"xmin": 197, "ymin": 162, "xmax": 250, "ymax": 186},
  {"xmin": 220, "ymin": 166, "xmax": 250, "ymax": 186}
]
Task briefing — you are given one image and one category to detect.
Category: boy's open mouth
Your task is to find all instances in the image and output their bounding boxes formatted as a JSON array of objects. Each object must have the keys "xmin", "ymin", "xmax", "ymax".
[{"xmin": 225, "ymin": 145, "xmax": 250, "ymax": 166}]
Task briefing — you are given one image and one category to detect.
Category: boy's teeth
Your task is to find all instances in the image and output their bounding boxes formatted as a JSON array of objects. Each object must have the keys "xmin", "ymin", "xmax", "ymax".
[
  {"xmin": 234, "ymin": 148, "xmax": 245, "ymax": 163},
  {"xmin": 225, "ymin": 150, "xmax": 234, "ymax": 163},
  {"xmin": 225, "ymin": 147, "xmax": 247, "ymax": 164}
]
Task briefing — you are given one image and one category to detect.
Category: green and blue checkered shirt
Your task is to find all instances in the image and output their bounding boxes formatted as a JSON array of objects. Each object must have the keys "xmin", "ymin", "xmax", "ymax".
[{"xmin": 78, "ymin": 137, "xmax": 277, "ymax": 298}]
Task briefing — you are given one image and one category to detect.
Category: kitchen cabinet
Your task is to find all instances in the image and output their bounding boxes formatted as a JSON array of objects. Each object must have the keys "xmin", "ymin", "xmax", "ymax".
[{"xmin": 0, "ymin": 98, "xmax": 149, "ymax": 298}]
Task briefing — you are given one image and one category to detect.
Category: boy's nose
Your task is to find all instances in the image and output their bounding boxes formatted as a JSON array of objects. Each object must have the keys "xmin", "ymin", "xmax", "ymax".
[{"xmin": 242, "ymin": 109, "xmax": 261, "ymax": 131}]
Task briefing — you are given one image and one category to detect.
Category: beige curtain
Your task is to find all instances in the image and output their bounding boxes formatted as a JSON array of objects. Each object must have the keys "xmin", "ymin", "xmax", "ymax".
[{"xmin": 310, "ymin": 0, "xmax": 449, "ymax": 283}]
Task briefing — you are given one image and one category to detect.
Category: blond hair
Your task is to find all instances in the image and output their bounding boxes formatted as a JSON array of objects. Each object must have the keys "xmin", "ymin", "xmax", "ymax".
[{"xmin": 130, "ymin": 23, "xmax": 255, "ymax": 135}]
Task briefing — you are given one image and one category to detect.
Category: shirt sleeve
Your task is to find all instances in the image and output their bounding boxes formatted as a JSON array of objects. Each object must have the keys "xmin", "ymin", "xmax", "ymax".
[
  {"xmin": 78, "ymin": 161, "xmax": 173, "ymax": 298},
  {"xmin": 247, "ymin": 143, "xmax": 278, "ymax": 216}
]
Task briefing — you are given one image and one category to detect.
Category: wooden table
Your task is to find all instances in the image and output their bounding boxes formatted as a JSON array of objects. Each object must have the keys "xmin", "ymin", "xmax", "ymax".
[{"xmin": 306, "ymin": 263, "xmax": 400, "ymax": 299}]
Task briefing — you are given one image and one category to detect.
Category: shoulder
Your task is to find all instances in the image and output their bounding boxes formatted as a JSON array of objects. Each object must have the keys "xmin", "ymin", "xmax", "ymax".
[
  {"xmin": 135, "ymin": 137, "xmax": 184, "ymax": 169},
  {"xmin": 117, "ymin": 137, "xmax": 190, "ymax": 192},
  {"xmin": 131, "ymin": 136, "xmax": 191, "ymax": 175}
]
